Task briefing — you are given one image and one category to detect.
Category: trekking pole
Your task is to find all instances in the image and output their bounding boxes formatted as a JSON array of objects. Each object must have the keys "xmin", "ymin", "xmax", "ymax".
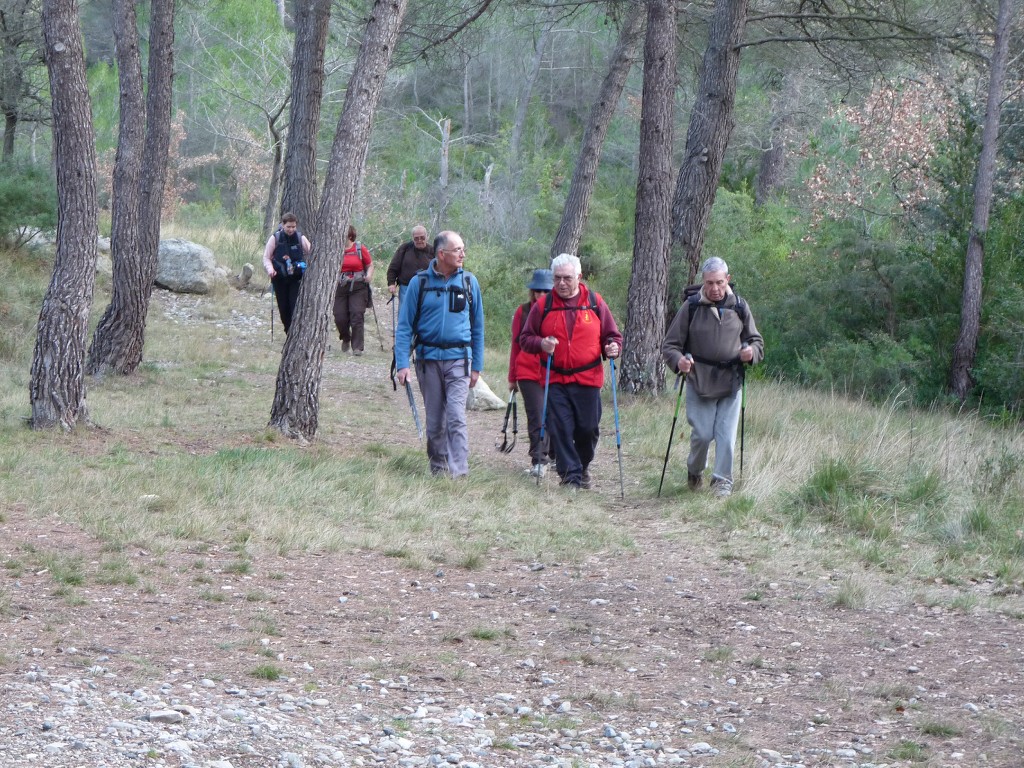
[
  {"xmin": 537, "ymin": 354, "xmax": 552, "ymax": 487},
  {"xmin": 269, "ymin": 283, "xmax": 275, "ymax": 344},
  {"xmin": 739, "ymin": 343, "xmax": 749, "ymax": 478},
  {"xmin": 404, "ymin": 379, "xmax": 424, "ymax": 442},
  {"xmin": 495, "ymin": 390, "xmax": 518, "ymax": 453},
  {"xmin": 368, "ymin": 286, "xmax": 385, "ymax": 351},
  {"xmin": 657, "ymin": 373, "xmax": 685, "ymax": 498},
  {"xmin": 387, "ymin": 296, "xmax": 397, "ymax": 391},
  {"xmin": 609, "ymin": 358, "xmax": 625, "ymax": 499}
]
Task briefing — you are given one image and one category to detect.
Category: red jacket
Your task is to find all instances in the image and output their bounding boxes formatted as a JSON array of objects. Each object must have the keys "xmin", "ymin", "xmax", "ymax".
[
  {"xmin": 520, "ymin": 284, "xmax": 622, "ymax": 388},
  {"xmin": 508, "ymin": 302, "xmax": 543, "ymax": 384}
]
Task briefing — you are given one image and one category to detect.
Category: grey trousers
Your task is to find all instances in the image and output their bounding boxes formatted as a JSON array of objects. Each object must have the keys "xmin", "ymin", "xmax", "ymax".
[
  {"xmin": 415, "ymin": 358, "xmax": 471, "ymax": 477},
  {"xmin": 685, "ymin": 385, "xmax": 741, "ymax": 485}
]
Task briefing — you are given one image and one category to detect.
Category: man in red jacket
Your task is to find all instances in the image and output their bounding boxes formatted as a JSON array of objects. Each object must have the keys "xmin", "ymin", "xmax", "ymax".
[{"xmin": 520, "ymin": 253, "xmax": 622, "ymax": 490}]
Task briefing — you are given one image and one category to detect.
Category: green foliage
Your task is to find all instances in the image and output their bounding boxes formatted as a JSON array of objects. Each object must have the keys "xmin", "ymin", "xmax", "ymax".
[{"xmin": 0, "ymin": 164, "xmax": 57, "ymax": 249}]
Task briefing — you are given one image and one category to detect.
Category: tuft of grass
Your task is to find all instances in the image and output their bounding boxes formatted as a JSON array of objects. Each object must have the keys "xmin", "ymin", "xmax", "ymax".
[
  {"xmin": 918, "ymin": 720, "xmax": 962, "ymax": 737},
  {"xmin": 887, "ymin": 740, "xmax": 927, "ymax": 761},
  {"xmin": 469, "ymin": 626, "xmax": 513, "ymax": 641},
  {"xmin": 702, "ymin": 645, "xmax": 734, "ymax": 663},
  {"xmin": 832, "ymin": 577, "xmax": 868, "ymax": 609},
  {"xmin": 250, "ymin": 664, "xmax": 283, "ymax": 681}
]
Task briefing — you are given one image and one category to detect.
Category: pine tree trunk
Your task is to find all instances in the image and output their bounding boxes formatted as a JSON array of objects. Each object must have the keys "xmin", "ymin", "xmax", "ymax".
[
  {"xmin": 30, "ymin": 0, "xmax": 97, "ymax": 430},
  {"xmin": 619, "ymin": 0, "xmax": 674, "ymax": 395},
  {"xmin": 950, "ymin": 0, "xmax": 1014, "ymax": 402},
  {"xmin": 509, "ymin": 16, "xmax": 553, "ymax": 175},
  {"xmin": 550, "ymin": 6, "xmax": 642, "ymax": 260},
  {"xmin": 670, "ymin": 0, "xmax": 748, "ymax": 285},
  {"xmin": 269, "ymin": 0, "xmax": 409, "ymax": 441},
  {"xmin": 279, "ymin": 0, "xmax": 330, "ymax": 231},
  {"xmin": 86, "ymin": 0, "xmax": 175, "ymax": 376}
]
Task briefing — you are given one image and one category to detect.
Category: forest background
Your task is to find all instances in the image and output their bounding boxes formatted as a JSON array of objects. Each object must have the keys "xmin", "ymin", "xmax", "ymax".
[{"xmin": 1, "ymin": 0, "xmax": 1023, "ymax": 417}]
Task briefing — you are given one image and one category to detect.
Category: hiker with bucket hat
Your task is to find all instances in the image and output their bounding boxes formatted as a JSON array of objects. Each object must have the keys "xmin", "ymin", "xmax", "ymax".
[{"xmin": 507, "ymin": 268, "xmax": 556, "ymax": 478}]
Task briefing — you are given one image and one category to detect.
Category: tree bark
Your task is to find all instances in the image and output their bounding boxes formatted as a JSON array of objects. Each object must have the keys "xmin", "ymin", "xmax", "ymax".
[
  {"xmin": 508, "ymin": 14, "xmax": 553, "ymax": 175},
  {"xmin": 670, "ymin": 0, "xmax": 748, "ymax": 286},
  {"xmin": 0, "ymin": 0, "xmax": 38, "ymax": 163},
  {"xmin": 279, "ymin": 0, "xmax": 330, "ymax": 230},
  {"xmin": 550, "ymin": 5, "xmax": 642, "ymax": 259},
  {"xmin": 754, "ymin": 69, "xmax": 801, "ymax": 206},
  {"xmin": 269, "ymin": 0, "xmax": 409, "ymax": 441},
  {"xmin": 86, "ymin": 0, "xmax": 175, "ymax": 376},
  {"xmin": 949, "ymin": 0, "xmax": 1014, "ymax": 402},
  {"xmin": 619, "ymin": 0, "xmax": 674, "ymax": 395},
  {"xmin": 29, "ymin": 0, "xmax": 97, "ymax": 429}
]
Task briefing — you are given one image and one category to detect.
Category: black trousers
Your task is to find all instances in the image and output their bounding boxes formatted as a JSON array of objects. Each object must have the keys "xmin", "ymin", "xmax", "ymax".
[
  {"xmin": 273, "ymin": 278, "xmax": 301, "ymax": 333},
  {"xmin": 546, "ymin": 383, "xmax": 601, "ymax": 485}
]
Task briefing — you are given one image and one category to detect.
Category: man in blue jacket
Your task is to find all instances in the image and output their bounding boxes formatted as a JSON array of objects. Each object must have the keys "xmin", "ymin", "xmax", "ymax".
[{"xmin": 395, "ymin": 231, "xmax": 485, "ymax": 478}]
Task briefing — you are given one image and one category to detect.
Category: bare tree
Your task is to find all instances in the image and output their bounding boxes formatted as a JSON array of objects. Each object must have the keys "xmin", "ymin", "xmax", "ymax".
[
  {"xmin": 550, "ymin": 4, "xmax": 642, "ymax": 259},
  {"xmin": 950, "ymin": 0, "xmax": 1015, "ymax": 402},
  {"xmin": 508, "ymin": 10, "xmax": 554, "ymax": 174},
  {"xmin": 671, "ymin": 0, "xmax": 749, "ymax": 286},
  {"xmin": 0, "ymin": 0, "xmax": 45, "ymax": 162},
  {"xmin": 269, "ymin": 0, "xmax": 409, "ymax": 440},
  {"xmin": 279, "ymin": 0, "xmax": 331, "ymax": 230},
  {"xmin": 86, "ymin": 0, "xmax": 175, "ymax": 376},
  {"xmin": 618, "ymin": 0, "xmax": 674, "ymax": 395},
  {"xmin": 29, "ymin": 0, "xmax": 96, "ymax": 429}
]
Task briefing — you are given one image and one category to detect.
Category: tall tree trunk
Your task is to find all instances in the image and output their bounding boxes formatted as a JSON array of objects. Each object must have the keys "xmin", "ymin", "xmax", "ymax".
[
  {"xmin": 279, "ymin": 0, "xmax": 330, "ymax": 230},
  {"xmin": 30, "ymin": 0, "xmax": 97, "ymax": 429},
  {"xmin": 2, "ymin": 111, "xmax": 16, "ymax": 161},
  {"xmin": 262, "ymin": 103, "xmax": 288, "ymax": 235},
  {"xmin": 619, "ymin": 0, "xmax": 675, "ymax": 395},
  {"xmin": 86, "ymin": 0, "xmax": 175, "ymax": 376},
  {"xmin": 754, "ymin": 69, "xmax": 800, "ymax": 207},
  {"xmin": 550, "ymin": 5, "xmax": 642, "ymax": 259},
  {"xmin": 269, "ymin": 0, "xmax": 409, "ymax": 440},
  {"xmin": 670, "ymin": 0, "xmax": 748, "ymax": 285},
  {"xmin": 508, "ymin": 15, "xmax": 553, "ymax": 176},
  {"xmin": 949, "ymin": 0, "xmax": 1014, "ymax": 402}
]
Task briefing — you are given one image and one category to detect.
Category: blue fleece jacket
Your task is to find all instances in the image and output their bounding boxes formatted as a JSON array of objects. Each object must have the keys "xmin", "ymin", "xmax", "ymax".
[{"xmin": 394, "ymin": 260, "xmax": 484, "ymax": 372}]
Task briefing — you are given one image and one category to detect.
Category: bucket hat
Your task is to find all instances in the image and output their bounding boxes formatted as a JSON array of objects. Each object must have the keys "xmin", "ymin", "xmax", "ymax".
[{"xmin": 527, "ymin": 268, "xmax": 554, "ymax": 291}]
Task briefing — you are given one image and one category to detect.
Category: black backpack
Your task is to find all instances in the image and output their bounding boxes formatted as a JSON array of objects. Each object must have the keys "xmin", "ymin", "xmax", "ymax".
[{"xmin": 272, "ymin": 229, "xmax": 307, "ymax": 279}]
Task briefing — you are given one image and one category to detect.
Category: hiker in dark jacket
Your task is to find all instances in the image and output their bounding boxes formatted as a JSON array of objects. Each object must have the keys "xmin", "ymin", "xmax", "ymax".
[
  {"xmin": 386, "ymin": 224, "xmax": 433, "ymax": 302},
  {"xmin": 262, "ymin": 212, "xmax": 311, "ymax": 334},
  {"xmin": 519, "ymin": 253, "xmax": 622, "ymax": 491},
  {"xmin": 333, "ymin": 225, "xmax": 374, "ymax": 356},
  {"xmin": 395, "ymin": 231, "xmax": 484, "ymax": 478},
  {"xmin": 662, "ymin": 256, "xmax": 764, "ymax": 498}
]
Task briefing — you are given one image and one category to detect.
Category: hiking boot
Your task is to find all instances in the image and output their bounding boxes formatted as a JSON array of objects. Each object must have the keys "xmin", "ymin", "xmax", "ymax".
[
  {"xmin": 687, "ymin": 472, "xmax": 703, "ymax": 491},
  {"xmin": 353, "ymin": 349, "xmax": 364, "ymax": 356},
  {"xmin": 341, "ymin": 340, "xmax": 350, "ymax": 353},
  {"xmin": 529, "ymin": 463, "xmax": 547, "ymax": 479},
  {"xmin": 580, "ymin": 468, "xmax": 592, "ymax": 490},
  {"xmin": 711, "ymin": 479, "xmax": 732, "ymax": 498}
]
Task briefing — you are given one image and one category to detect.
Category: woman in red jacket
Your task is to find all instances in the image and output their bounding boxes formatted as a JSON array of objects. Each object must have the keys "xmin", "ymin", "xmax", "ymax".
[
  {"xmin": 333, "ymin": 225, "xmax": 374, "ymax": 355},
  {"xmin": 508, "ymin": 269, "xmax": 555, "ymax": 478}
]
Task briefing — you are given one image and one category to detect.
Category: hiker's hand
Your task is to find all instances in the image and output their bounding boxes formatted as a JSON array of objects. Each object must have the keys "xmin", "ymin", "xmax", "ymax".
[
  {"xmin": 267, "ymin": 267, "xmax": 277, "ymax": 278},
  {"xmin": 397, "ymin": 367, "xmax": 410, "ymax": 385},
  {"xmin": 470, "ymin": 370, "xmax": 480, "ymax": 388},
  {"xmin": 677, "ymin": 356, "xmax": 693, "ymax": 374},
  {"xmin": 389, "ymin": 284, "xmax": 398, "ymax": 295},
  {"xmin": 540, "ymin": 336, "xmax": 558, "ymax": 355},
  {"xmin": 604, "ymin": 341, "xmax": 620, "ymax": 359},
  {"xmin": 508, "ymin": 382, "xmax": 518, "ymax": 393},
  {"xmin": 739, "ymin": 344, "xmax": 754, "ymax": 363}
]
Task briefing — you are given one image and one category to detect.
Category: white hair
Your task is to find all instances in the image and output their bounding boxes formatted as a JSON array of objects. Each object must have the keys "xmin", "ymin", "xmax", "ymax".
[
  {"xmin": 701, "ymin": 256, "xmax": 729, "ymax": 275},
  {"xmin": 551, "ymin": 253, "xmax": 582, "ymax": 276}
]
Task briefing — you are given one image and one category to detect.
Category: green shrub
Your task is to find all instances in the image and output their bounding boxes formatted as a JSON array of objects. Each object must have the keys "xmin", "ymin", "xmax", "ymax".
[{"xmin": 0, "ymin": 164, "xmax": 57, "ymax": 248}]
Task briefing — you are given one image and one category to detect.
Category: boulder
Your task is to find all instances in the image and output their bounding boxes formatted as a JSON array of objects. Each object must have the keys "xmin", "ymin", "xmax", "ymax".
[
  {"xmin": 467, "ymin": 376, "xmax": 506, "ymax": 411},
  {"xmin": 155, "ymin": 238, "xmax": 220, "ymax": 294},
  {"xmin": 229, "ymin": 263, "xmax": 255, "ymax": 290}
]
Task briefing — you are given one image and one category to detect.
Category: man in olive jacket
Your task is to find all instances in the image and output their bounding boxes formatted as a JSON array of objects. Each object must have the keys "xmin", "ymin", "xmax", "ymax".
[{"xmin": 662, "ymin": 256, "xmax": 764, "ymax": 497}]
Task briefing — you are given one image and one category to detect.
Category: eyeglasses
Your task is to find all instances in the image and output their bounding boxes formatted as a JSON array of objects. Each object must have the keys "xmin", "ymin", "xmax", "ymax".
[
  {"xmin": 444, "ymin": 246, "xmax": 465, "ymax": 255},
  {"xmin": 552, "ymin": 274, "xmax": 577, "ymax": 283}
]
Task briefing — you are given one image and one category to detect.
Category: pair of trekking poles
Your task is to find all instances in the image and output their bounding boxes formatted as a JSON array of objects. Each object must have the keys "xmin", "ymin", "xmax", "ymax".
[
  {"xmin": 521, "ymin": 354, "xmax": 625, "ymax": 498},
  {"xmin": 656, "ymin": 356, "xmax": 747, "ymax": 497}
]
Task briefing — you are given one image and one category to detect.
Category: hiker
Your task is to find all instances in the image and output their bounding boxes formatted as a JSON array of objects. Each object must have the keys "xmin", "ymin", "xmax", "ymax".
[
  {"xmin": 332, "ymin": 225, "xmax": 374, "ymax": 356},
  {"xmin": 386, "ymin": 224, "xmax": 433, "ymax": 302},
  {"xmin": 519, "ymin": 253, "xmax": 622, "ymax": 490},
  {"xmin": 508, "ymin": 268, "xmax": 556, "ymax": 478},
  {"xmin": 661, "ymin": 256, "xmax": 764, "ymax": 498},
  {"xmin": 262, "ymin": 212, "xmax": 311, "ymax": 334},
  {"xmin": 394, "ymin": 231, "xmax": 484, "ymax": 478}
]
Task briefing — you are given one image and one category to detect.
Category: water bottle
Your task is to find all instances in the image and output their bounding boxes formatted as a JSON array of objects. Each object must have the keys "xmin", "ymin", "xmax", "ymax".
[{"xmin": 285, "ymin": 256, "xmax": 294, "ymax": 276}]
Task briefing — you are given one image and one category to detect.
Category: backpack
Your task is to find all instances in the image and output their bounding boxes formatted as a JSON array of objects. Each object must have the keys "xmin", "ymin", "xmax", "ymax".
[
  {"xmin": 538, "ymin": 288, "xmax": 604, "ymax": 376},
  {"xmin": 272, "ymin": 228, "xmax": 307, "ymax": 279},
  {"xmin": 409, "ymin": 271, "xmax": 475, "ymax": 352}
]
